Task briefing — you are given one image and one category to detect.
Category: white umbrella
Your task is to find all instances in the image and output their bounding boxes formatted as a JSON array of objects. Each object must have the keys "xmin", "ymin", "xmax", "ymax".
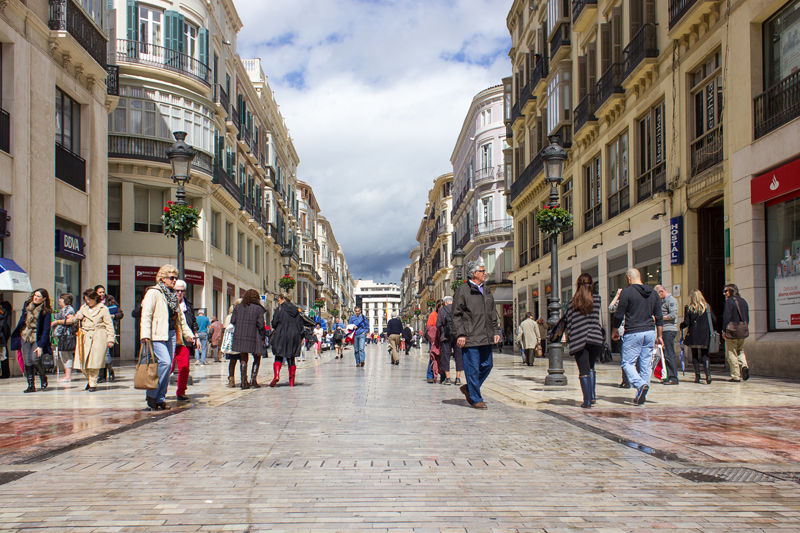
[{"xmin": 0, "ymin": 259, "xmax": 33, "ymax": 292}]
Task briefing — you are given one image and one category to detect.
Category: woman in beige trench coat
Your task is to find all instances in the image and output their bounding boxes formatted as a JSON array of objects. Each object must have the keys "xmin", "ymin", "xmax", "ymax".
[{"xmin": 74, "ymin": 288, "xmax": 116, "ymax": 392}]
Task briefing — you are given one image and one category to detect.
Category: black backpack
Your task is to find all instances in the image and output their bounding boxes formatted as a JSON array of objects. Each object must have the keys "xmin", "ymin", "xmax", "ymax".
[
  {"xmin": 333, "ymin": 328, "xmax": 344, "ymax": 341},
  {"xmin": 439, "ymin": 306, "xmax": 453, "ymax": 342}
]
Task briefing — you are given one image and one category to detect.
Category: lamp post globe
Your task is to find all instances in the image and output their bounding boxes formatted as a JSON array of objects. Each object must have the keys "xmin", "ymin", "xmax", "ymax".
[
  {"xmin": 165, "ymin": 131, "xmax": 197, "ymax": 280},
  {"xmin": 541, "ymin": 135, "xmax": 568, "ymax": 386},
  {"xmin": 280, "ymin": 247, "xmax": 293, "ymax": 277},
  {"xmin": 452, "ymin": 248, "xmax": 466, "ymax": 281}
]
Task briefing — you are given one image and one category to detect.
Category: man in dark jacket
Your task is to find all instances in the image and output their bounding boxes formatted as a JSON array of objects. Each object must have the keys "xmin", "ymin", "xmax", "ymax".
[
  {"xmin": 453, "ymin": 258, "xmax": 499, "ymax": 410},
  {"xmin": 386, "ymin": 312, "xmax": 403, "ymax": 365},
  {"xmin": 722, "ymin": 284, "xmax": 750, "ymax": 381},
  {"xmin": 612, "ymin": 269, "xmax": 664, "ymax": 405},
  {"xmin": 402, "ymin": 325, "xmax": 413, "ymax": 355}
]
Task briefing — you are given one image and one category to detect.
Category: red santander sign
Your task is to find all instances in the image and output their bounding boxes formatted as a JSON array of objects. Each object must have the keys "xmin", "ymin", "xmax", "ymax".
[{"xmin": 751, "ymin": 157, "xmax": 800, "ymax": 206}]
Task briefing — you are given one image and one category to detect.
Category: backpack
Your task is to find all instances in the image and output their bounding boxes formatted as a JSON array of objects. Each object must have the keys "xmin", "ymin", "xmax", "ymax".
[
  {"xmin": 333, "ymin": 328, "xmax": 344, "ymax": 341},
  {"xmin": 439, "ymin": 306, "xmax": 453, "ymax": 342}
]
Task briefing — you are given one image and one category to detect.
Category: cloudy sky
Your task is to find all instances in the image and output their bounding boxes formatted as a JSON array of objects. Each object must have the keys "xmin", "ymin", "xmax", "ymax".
[{"xmin": 236, "ymin": 0, "xmax": 512, "ymax": 284}]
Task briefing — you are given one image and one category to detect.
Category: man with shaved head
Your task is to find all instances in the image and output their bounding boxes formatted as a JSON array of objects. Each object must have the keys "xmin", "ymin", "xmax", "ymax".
[{"xmin": 612, "ymin": 268, "xmax": 664, "ymax": 405}]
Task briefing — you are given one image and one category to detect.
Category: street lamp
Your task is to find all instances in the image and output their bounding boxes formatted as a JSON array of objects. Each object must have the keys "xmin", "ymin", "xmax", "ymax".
[
  {"xmin": 280, "ymin": 247, "xmax": 293, "ymax": 277},
  {"xmin": 541, "ymin": 135, "xmax": 568, "ymax": 387},
  {"xmin": 452, "ymin": 248, "xmax": 466, "ymax": 281},
  {"xmin": 165, "ymin": 131, "xmax": 196, "ymax": 279}
]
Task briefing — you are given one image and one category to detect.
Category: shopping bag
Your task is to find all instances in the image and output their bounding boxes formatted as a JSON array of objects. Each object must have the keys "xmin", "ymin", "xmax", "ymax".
[
  {"xmin": 651, "ymin": 345, "xmax": 666, "ymax": 380},
  {"xmin": 221, "ymin": 324, "xmax": 236, "ymax": 354},
  {"xmin": 134, "ymin": 339, "xmax": 159, "ymax": 390}
]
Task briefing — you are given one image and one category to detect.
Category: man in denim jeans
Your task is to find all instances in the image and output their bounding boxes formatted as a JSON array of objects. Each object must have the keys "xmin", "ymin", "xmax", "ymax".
[
  {"xmin": 348, "ymin": 307, "xmax": 369, "ymax": 367},
  {"xmin": 612, "ymin": 268, "xmax": 663, "ymax": 405}
]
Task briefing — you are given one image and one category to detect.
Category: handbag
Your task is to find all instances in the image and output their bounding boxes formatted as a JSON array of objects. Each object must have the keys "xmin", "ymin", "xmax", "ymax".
[
  {"xmin": 134, "ymin": 339, "xmax": 159, "ymax": 390},
  {"xmin": 547, "ymin": 315, "xmax": 567, "ymax": 344},
  {"xmin": 725, "ymin": 297, "xmax": 750, "ymax": 339},
  {"xmin": 58, "ymin": 333, "xmax": 76, "ymax": 351},
  {"xmin": 707, "ymin": 310, "xmax": 720, "ymax": 353},
  {"xmin": 221, "ymin": 324, "xmax": 236, "ymax": 354}
]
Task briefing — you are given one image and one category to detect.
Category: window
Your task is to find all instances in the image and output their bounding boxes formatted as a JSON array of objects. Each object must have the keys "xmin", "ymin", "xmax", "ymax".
[
  {"xmin": 237, "ymin": 231, "xmax": 245, "ymax": 264},
  {"xmin": 764, "ymin": 0, "xmax": 800, "ymax": 88},
  {"xmin": 108, "ymin": 184, "xmax": 122, "ymax": 231},
  {"xmin": 767, "ymin": 196, "xmax": 800, "ymax": 329},
  {"xmin": 584, "ymin": 155, "xmax": 602, "ymax": 231},
  {"xmin": 247, "ymin": 238, "xmax": 253, "ymax": 269},
  {"xmin": 479, "ymin": 142, "xmax": 492, "ymax": 174},
  {"xmin": 482, "ymin": 250, "xmax": 496, "ymax": 277},
  {"xmin": 255, "ymin": 245, "xmax": 260, "ymax": 274},
  {"xmin": 607, "ymin": 132, "xmax": 629, "ymax": 219},
  {"xmin": 211, "ymin": 210, "xmax": 220, "ymax": 249},
  {"xmin": 546, "ymin": 65, "xmax": 571, "ymax": 135},
  {"xmin": 518, "ymin": 218, "xmax": 528, "ymax": 267},
  {"xmin": 225, "ymin": 221, "xmax": 233, "ymax": 256},
  {"xmin": 481, "ymin": 196, "xmax": 494, "ymax": 225},
  {"xmin": 562, "ymin": 179, "xmax": 573, "ymax": 244},
  {"xmin": 480, "ymin": 108, "xmax": 492, "ymax": 127},
  {"xmin": 690, "ymin": 51, "xmax": 723, "ymax": 176},
  {"xmin": 133, "ymin": 188, "xmax": 165, "ymax": 233},
  {"xmin": 55, "ymin": 88, "xmax": 80, "ymax": 153},
  {"xmin": 184, "ymin": 22, "xmax": 198, "ymax": 58},
  {"xmin": 139, "ymin": 6, "xmax": 162, "ymax": 48},
  {"xmin": 637, "ymin": 101, "xmax": 666, "ymax": 202}
]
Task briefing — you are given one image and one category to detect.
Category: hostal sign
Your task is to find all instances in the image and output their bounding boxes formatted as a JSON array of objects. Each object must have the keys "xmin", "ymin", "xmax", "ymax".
[{"xmin": 669, "ymin": 216, "xmax": 683, "ymax": 265}]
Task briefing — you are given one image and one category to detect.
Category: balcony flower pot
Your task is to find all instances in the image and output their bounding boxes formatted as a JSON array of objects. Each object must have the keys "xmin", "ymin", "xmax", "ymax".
[
  {"xmin": 162, "ymin": 201, "xmax": 200, "ymax": 242},
  {"xmin": 535, "ymin": 205, "xmax": 574, "ymax": 235}
]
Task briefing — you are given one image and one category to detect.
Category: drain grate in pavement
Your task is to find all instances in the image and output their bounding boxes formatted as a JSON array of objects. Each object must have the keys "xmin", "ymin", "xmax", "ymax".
[
  {"xmin": 669, "ymin": 467, "xmax": 781, "ymax": 483},
  {"xmin": 0, "ymin": 471, "xmax": 33, "ymax": 486}
]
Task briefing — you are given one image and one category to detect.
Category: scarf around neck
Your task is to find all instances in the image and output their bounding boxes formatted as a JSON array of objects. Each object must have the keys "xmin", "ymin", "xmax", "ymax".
[
  {"xmin": 157, "ymin": 281, "xmax": 180, "ymax": 316},
  {"xmin": 22, "ymin": 301, "xmax": 44, "ymax": 343}
]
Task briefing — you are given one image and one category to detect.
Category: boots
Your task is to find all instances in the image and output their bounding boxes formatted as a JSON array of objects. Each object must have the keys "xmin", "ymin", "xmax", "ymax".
[
  {"xmin": 250, "ymin": 357, "xmax": 261, "ymax": 388},
  {"xmin": 97, "ymin": 367, "xmax": 107, "ymax": 383},
  {"xmin": 288, "ymin": 365, "xmax": 296, "ymax": 387},
  {"xmin": 227, "ymin": 360, "xmax": 236, "ymax": 388},
  {"xmin": 227, "ymin": 376, "xmax": 236, "ymax": 388},
  {"xmin": 693, "ymin": 358, "xmax": 702, "ymax": 383},
  {"xmin": 270, "ymin": 361, "xmax": 282, "ymax": 387},
  {"xmin": 703, "ymin": 357, "xmax": 712, "ymax": 384},
  {"xmin": 35, "ymin": 361, "xmax": 48, "ymax": 390},
  {"xmin": 106, "ymin": 363, "xmax": 116, "ymax": 382},
  {"xmin": 579, "ymin": 376, "xmax": 592, "ymax": 408},
  {"xmin": 23, "ymin": 365, "xmax": 36, "ymax": 393},
  {"xmin": 589, "ymin": 369, "xmax": 597, "ymax": 405},
  {"xmin": 240, "ymin": 362, "xmax": 250, "ymax": 389}
]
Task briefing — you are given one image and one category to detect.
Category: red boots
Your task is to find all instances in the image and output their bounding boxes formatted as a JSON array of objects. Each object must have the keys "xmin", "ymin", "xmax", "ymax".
[
  {"xmin": 289, "ymin": 365, "xmax": 296, "ymax": 387},
  {"xmin": 270, "ymin": 361, "xmax": 282, "ymax": 387}
]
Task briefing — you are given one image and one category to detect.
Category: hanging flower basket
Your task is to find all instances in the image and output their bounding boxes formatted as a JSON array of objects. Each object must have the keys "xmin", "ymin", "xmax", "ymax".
[
  {"xmin": 451, "ymin": 279, "xmax": 465, "ymax": 293},
  {"xmin": 535, "ymin": 205, "xmax": 574, "ymax": 235},
  {"xmin": 278, "ymin": 275, "xmax": 296, "ymax": 290},
  {"xmin": 315, "ymin": 297, "xmax": 325, "ymax": 308},
  {"xmin": 414, "ymin": 307, "xmax": 421, "ymax": 316},
  {"xmin": 162, "ymin": 201, "xmax": 200, "ymax": 242},
  {"xmin": 426, "ymin": 299, "xmax": 436, "ymax": 309},
  {"xmin": 331, "ymin": 308, "xmax": 340, "ymax": 317}
]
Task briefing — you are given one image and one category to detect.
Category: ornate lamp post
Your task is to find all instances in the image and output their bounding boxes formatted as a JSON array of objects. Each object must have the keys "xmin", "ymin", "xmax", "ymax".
[
  {"xmin": 280, "ymin": 247, "xmax": 293, "ymax": 277},
  {"xmin": 541, "ymin": 135, "xmax": 568, "ymax": 386},
  {"xmin": 452, "ymin": 248, "xmax": 466, "ymax": 281},
  {"xmin": 315, "ymin": 279, "xmax": 324, "ymax": 323},
  {"xmin": 165, "ymin": 132, "xmax": 196, "ymax": 279}
]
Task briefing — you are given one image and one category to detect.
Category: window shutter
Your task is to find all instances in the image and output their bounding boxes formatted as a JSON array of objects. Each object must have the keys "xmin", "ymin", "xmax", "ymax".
[
  {"xmin": 600, "ymin": 23, "xmax": 612, "ymax": 74},
  {"xmin": 578, "ymin": 55, "xmax": 588, "ymax": 100},
  {"xmin": 536, "ymin": 116, "xmax": 544, "ymax": 151},
  {"xmin": 177, "ymin": 14, "xmax": 185, "ymax": 55},
  {"xmin": 537, "ymin": 28, "xmax": 546, "ymax": 63},
  {"xmin": 612, "ymin": 7, "xmax": 623, "ymax": 63},
  {"xmin": 198, "ymin": 28, "xmax": 209, "ymax": 66},
  {"xmin": 165, "ymin": 11, "xmax": 175, "ymax": 50},
  {"xmin": 630, "ymin": 0, "xmax": 642, "ymax": 39},
  {"xmin": 587, "ymin": 42, "xmax": 597, "ymax": 89},
  {"xmin": 645, "ymin": 0, "xmax": 655, "ymax": 25},
  {"xmin": 126, "ymin": 0, "xmax": 138, "ymax": 42}
]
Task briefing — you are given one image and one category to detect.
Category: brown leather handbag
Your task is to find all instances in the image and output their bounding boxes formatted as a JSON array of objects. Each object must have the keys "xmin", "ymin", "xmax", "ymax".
[
  {"xmin": 725, "ymin": 298, "xmax": 750, "ymax": 339},
  {"xmin": 134, "ymin": 339, "xmax": 159, "ymax": 390}
]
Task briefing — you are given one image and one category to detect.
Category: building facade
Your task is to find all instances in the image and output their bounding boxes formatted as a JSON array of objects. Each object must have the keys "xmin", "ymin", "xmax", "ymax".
[
  {"xmin": 416, "ymin": 173, "xmax": 454, "ymax": 305},
  {"xmin": 0, "ymin": 0, "xmax": 114, "ymax": 375},
  {"xmin": 354, "ymin": 280, "xmax": 401, "ymax": 334},
  {"xmin": 450, "ymin": 85, "xmax": 515, "ymax": 336}
]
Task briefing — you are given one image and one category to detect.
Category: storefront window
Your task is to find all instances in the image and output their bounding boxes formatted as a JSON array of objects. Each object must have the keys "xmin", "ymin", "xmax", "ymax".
[
  {"xmin": 54, "ymin": 257, "xmax": 80, "ymax": 302},
  {"xmin": 764, "ymin": 0, "xmax": 800, "ymax": 89},
  {"xmin": 639, "ymin": 263, "xmax": 662, "ymax": 287},
  {"xmin": 766, "ymin": 196, "xmax": 800, "ymax": 329}
]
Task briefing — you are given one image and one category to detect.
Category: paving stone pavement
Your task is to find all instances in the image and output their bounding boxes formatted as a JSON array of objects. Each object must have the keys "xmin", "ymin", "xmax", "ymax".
[{"xmin": 1, "ymin": 344, "xmax": 800, "ymax": 532}]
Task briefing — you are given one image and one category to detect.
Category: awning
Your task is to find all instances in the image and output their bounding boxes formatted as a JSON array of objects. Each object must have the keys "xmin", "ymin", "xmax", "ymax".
[
  {"xmin": 0, "ymin": 259, "xmax": 32, "ymax": 293},
  {"xmin": 491, "ymin": 286, "xmax": 513, "ymax": 303}
]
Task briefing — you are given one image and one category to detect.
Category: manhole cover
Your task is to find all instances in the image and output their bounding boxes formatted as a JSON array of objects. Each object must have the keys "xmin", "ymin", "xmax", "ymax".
[
  {"xmin": 669, "ymin": 467, "xmax": 780, "ymax": 483},
  {"xmin": 0, "ymin": 471, "xmax": 33, "ymax": 486}
]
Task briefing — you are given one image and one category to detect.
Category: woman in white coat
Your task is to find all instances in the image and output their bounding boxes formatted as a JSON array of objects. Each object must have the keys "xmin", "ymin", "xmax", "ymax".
[{"xmin": 74, "ymin": 289, "xmax": 116, "ymax": 392}]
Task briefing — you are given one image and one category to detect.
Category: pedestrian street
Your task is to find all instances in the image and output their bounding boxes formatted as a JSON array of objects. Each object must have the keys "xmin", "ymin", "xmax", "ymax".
[{"xmin": 0, "ymin": 343, "xmax": 800, "ymax": 531}]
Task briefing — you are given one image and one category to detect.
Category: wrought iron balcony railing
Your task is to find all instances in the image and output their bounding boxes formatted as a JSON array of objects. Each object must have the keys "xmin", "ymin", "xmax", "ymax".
[
  {"xmin": 0, "ymin": 109, "xmax": 9, "ymax": 154},
  {"xmin": 509, "ymin": 152, "xmax": 544, "ymax": 202},
  {"xmin": 49, "ymin": 0, "xmax": 107, "ymax": 68},
  {"xmin": 106, "ymin": 65, "xmax": 119, "ymax": 96},
  {"xmin": 214, "ymin": 84, "xmax": 229, "ymax": 114},
  {"xmin": 108, "ymin": 135, "xmax": 213, "ymax": 174},
  {"xmin": 520, "ymin": 80, "xmax": 532, "ymax": 110},
  {"xmin": 55, "ymin": 143, "xmax": 86, "ymax": 192},
  {"xmin": 584, "ymin": 205, "xmax": 602, "ymax": 232},
  {"xmin": 669, "ymin": 0, "xmax": 700, "ymax": 29},
  {"xmin": 116, "ymin": 39, "xmax": 210, "ymax": 86},
  {"xmin": 690, "ymin": 125, "xmax": 723, "ymax": 177},
  {"xmin": 511, "ymin": 100, "xmax": 522, "ymax": 124},
  {"xmin": 550, "ymin": 24, "xmax": 571, "ymax": 61},
  {"xmin": 622, "ymin": 24, "xmax": 658, "ymax": 80},
  {"xmin": 532, "ymin": 57, "xmax": 548, "ymax": 92},
  {"xmin": 637, "ymin": 161, "xmax": 667, "ymax": 202},
  {"xmin": 475, "ymin": 166, "xmax": 496, "ymax": 184},
  {"xmin": 607, "ymin": 186, "xmax": 630, "ymax": 219},
  {"xmin": 213, "ymin": 163, "xmax": 239, "ymax": 203},
  {"xmin": 595, "ymin": 63, "xmax": 624, "ymax": 109},
  {"xmin": 574, "ymin": 93, "xmax": 596, "ymax": 133},
  {"xmin": 228, "ymin": 104, "xmax": 240, "ymax": 131},
  {"xmin": 754, "ymin": 70, "xmax": 800, "ymax": 139},
  {"xmin": 474, "ymin": 218, "xmax": 513, "ymax": 238},
  {"xmin": 572, "ymin": 0, "xmax": 598, "ymax": 23}
]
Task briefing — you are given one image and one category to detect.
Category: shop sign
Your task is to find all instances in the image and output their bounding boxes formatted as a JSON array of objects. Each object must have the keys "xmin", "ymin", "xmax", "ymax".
[
  {"xmin": 669, "ymin": 216, "xmax": 683, "ymax": 265},
  {"xmin": 503, "ymin": 304, "xmax": 513, "ymax": 317},
  {"xmin": 55, "ymin": 230, "xmax": 85, "ymax": 260},
  {"xmin": 213, "ymin": 276, "xmax": 223, "ymax": 292},
  {"xmin": 775, "ymin": 276, "xmax": 800, "ymax": 329},
  {"xmin": 545, "ymin": 284, "xmax": 552, "ymax": 294},
  {"xmin": 751, "ymin": 157, "xmax": 800, "ymax": 206},
  {"xmin": 135, "ymin": 266, "xmax": 160, "ymax": 282},
  {"xmin": 184, "ymin": 270, "xmax": 204, "ymax": 286},
  {"xmin": 227, "ymin": 282, "xmax": 235, "ymax": 296},
  {"xmin": 108, "ymin": 265, "xmax": 120, "ymax": 281}
]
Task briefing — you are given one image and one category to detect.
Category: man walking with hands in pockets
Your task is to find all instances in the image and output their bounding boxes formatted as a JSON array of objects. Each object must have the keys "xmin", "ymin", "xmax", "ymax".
[
  {"xmin": 612, "ymin": 268, "xmax": 663, "ymax": 405},
  {"xmin": 452, "ymin": 258, "xmax": 500, "ymax": 410}
]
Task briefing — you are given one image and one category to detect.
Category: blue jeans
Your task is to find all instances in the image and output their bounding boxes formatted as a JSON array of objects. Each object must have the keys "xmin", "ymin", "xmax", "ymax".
[
  {"xmin": 462, "ymin": 344, "xmax": 494, "ymax": 404},
  {"xmin": 427, "ymin": 359, "xmax": 434, "ymax": 380},
  {"xmin": 354, "ymin": 334, "xmax": 366, "ymax": 364},
  {"xmin": 196, "ymin": 332, "xmax": 208, "ymax": 363},
  {"xmin": 146, "ymin": 330, "xmax": 176, "ymax": 403},
  {"xmin": 621, "ymin": 330, "xmax": 655, "ymax": 388}
]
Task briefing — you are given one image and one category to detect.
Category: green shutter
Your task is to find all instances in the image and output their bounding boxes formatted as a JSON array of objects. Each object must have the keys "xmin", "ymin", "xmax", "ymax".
[
  {"xmin": 126, "ymin": 0, "xmax": 138, "ymax": 41},
  {"xmin": 177, "ymin": 14, "xmax": 185, "ymax": 55},
  {"xmin": 198, "ymin": 28, "xmax": 209, "ymax": 66}
]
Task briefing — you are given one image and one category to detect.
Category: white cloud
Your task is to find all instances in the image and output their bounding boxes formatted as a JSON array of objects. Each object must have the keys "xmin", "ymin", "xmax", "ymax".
[{"xmin": 235, "ymin": 0, "xmax": 512, "ymax": 283}]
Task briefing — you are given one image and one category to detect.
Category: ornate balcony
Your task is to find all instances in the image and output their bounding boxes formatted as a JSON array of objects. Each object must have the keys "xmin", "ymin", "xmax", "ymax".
[
  {"xmin": 49, "ymin": 0, "xmax": 107, "ymax": 69},
  {"xmin": 106, "ymin": 65, "xmax": 119, "ymax": 96},
  {"xmin": 670, "ymin": 0, "xmax": 699, "ymax": 28},
  {"xmin": 531, "ymin": 58, "xmax": 548, "ymax": 98},
  {"xmin": 754, "ymin": 70, "xmax": 800, "ymax": 139},
  {"xmin": 116, "ymin": 39, "xmax": 210, "ymax": 88},
  {"xmin": 622, "ymin": 24, "xmax": 658, "ymax": 88},
  {"xmin": 511, "ymin": 100, "xmax": 523, "ymax": 126},
  {"xmin": 574, "ymin": 93, "xmax": 597, "ymax": 134},
  {"xmin": 212, "ymin": 163, "xmax": 239, "ymax": 204},
  {"xmin": 636, "ymin": 161, "xmax": 667, "ymax": 202},
  {"xmin": 572, "ymin": 0, "xmax": 598, "ymax": 33},
  {"xmin": 595, "ymin": 63, "xmax": 624, "ymax": 115},
  {"xmin": 474, "ymin": 218, "xmax": 513, "ymax": 238},
  {"xmin": 520, "ymin": 80, "xmax": 534, "ymax": 114},
  {"xmin": 55, "ymin": 143, "xmax": 86, "ymax": 192},
  {"xmin": 227, "ymin": 104, "xmax": 240, "ymax": 135},
  {"xmin": 0, "ymin": 109, "xmax": 9, "ymax": 154},
  {"xmin": 108, "ymin": 135, "xmax": 213, "ymax": 175},
  {"xmin": 690, "ymin": 125, "xmax": 723, "ymax": 177},
  {"xmin": 474, "ymin": 166, "xmax": 496, "ymax": 185},
  {"xmin": 213, "ymin": 84, "xmax": 229, "ymax": 119},
  {"xmin": 550, "ymin": 24, "xmax": 571, "ymax": 63},
  {"xmin": 509, "ymin": 152, "xmax": 543, "ymax": 203}
]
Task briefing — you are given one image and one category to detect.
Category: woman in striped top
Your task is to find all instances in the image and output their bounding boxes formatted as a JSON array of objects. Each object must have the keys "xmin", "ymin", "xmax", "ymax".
[{"xmin": 565, "ymin": 273, "xmax": 604, "ymax": 408}]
